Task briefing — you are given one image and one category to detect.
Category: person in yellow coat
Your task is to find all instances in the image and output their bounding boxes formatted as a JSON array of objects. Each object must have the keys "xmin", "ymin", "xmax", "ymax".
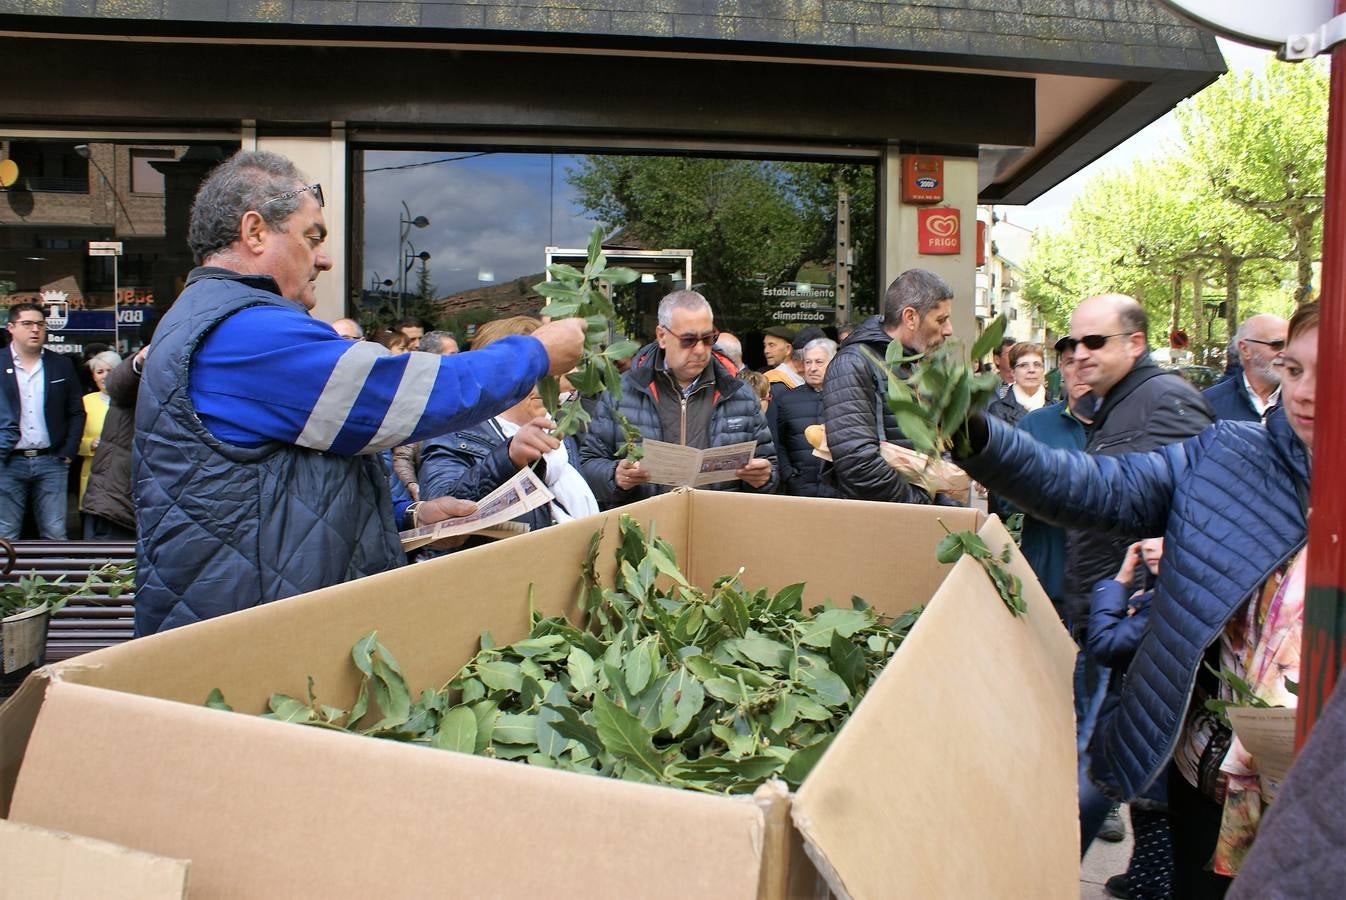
[{"xmin": 78, "ymin": 350, "xmax": 122, "ymax": 507}]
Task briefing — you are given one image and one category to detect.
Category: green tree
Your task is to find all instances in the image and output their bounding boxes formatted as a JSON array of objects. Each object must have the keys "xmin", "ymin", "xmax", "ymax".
[
  {"xmin": 1177, "ymin": 60, "xmax": 1328, "ymax": 301},
  {"xmin": 567, "ymin": 156, "xmax": 874, "ymax": 332}
]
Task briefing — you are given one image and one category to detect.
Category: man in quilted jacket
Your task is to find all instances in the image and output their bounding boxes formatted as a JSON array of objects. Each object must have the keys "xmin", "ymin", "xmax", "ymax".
[{"xmin": 579, "ymin": 290, "xmax": 777, "ymax": 506}]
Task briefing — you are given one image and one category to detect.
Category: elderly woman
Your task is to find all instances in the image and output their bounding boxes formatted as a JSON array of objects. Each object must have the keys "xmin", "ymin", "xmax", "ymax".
[
  {"xmin": 986, "ymin": 341, "xmax": 1048, "ymax": 427},
  {"xmin": 957, "ymin": 303, "xmax": 1317, "ymax": 897},
  {"xmin": 776, "ymin": 337, "xmax": 839, "ymax": 497},
  {"xmin": 78, "ymin": 350, "xmax": 121, "ymax": 507},
  {"xmin": 416, "ymin": 317, "xmax": 598, "ymax": 550}
]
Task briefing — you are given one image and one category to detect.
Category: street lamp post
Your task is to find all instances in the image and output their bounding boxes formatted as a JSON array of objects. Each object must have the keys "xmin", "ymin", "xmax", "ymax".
[
  {"xmin": 397, "ymin": 201, "xmax": 429, "ymax": 318},
  {"xmin": 74, "ymin": 144, "xmax": 136, "ymax": 235},
  {"xmin": 404, "ymin": 246, "xmax": 432, "ymax": 310}
]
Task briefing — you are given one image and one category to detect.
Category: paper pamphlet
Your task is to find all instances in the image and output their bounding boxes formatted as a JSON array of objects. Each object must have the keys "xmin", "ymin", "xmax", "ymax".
[
  {"xmin": 398, "ymin": 467, "xmax": 552, "ymax": 551},
  {"xmin": 1227, "ymin": 705, "xmax": 1297, "ymax": 798},
  {"xmin": 637, "ymin": 439, "xmax": 756, "ymax": 487}
]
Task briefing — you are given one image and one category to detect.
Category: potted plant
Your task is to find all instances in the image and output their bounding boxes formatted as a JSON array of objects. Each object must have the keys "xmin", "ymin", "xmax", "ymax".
[{"xmin": 1, "ymin": 539, "xmax": 134, "ymax": 699}]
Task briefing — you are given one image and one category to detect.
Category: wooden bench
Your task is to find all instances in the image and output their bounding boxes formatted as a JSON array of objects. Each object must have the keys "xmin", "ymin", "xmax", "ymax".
[{"xmin": 3, "ymin": 540, "xmax": 137, "ymax": 663}]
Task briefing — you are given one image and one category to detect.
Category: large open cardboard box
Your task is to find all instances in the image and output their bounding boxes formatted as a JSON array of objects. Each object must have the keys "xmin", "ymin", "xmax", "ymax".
[{"xmin": 0, "ymin": 491, "xmax": 1078, "ymax": 898}]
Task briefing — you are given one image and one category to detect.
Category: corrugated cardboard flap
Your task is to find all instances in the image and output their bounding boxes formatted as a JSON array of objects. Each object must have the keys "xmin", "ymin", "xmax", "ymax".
[
  {"xmin": 790, "ymin": 518, "xmax": 1078, "ymax": 899},
  {"xmin": 0, "ymin": 818, "xmax": 188, "ymax": 899},
  {"xmin": 12, "ymin": 680, "xmax": 766, "ymax": 899}
]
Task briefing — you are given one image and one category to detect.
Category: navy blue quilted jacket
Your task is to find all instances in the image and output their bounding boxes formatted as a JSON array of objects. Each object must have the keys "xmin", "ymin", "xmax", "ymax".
[
  {"xmin": 959, "ymin": 409, "xmax": 1310, "ymax": 801},
  {"xmin": 579, "ymin": 342, "xmax": 778, "ymax": 506}
]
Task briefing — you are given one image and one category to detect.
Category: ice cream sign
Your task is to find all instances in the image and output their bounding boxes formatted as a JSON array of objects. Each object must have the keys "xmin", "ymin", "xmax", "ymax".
[{"xmin": 917, "ymin": 208, "xmax": 961, "ymax": 255}]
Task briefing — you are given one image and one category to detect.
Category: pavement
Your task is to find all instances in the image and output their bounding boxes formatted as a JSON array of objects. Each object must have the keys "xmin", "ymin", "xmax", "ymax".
[{"xmin": 1081, "ymin": 806, "xmax": 1134, "ymax": 899}]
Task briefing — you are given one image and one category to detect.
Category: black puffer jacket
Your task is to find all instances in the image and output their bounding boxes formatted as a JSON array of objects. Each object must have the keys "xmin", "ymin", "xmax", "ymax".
[
  {"xmin": 80, "ymin": 353, "xmax": 140, "ymax": 530},
  {"xmin": 775, "ymin": 384, "xmax": 836, "ymax": 497},
  {"xmin": 1059, "ymin": 356, "xmax": 1214, "ymax": 629},
  {"xmin": 819, "ymin": 316, "xmax": 929, "ymax": 503}
]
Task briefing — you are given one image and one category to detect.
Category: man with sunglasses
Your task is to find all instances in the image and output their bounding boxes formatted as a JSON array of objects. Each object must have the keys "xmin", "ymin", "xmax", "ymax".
[
  {"xmin": 580, "ymin": 290, "xmax": 777, "ymax": 506},
  {"xmin": 1202, "ymin": 314, "xmax": 1288, "ymax": 424},
  {"xmin": 133, "ymin": 150, "xmax": 584, "ymax": 635}
]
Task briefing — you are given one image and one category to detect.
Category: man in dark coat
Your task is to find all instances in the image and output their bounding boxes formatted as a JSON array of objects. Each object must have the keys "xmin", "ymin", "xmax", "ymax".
[
  {"xmin": 820, "ymin": 269, "xmax": 953, "ymax": 503},
  {"xmin": 579, "ymin": 290, "xmax": 777, "ymax": 507},
  {"xmin": 80, "ymin": 346, "xmax": 146, "ymax": 540},
  {"xmin": 1203, "ymin": 313, "xmax": 1287, "ymax": 423},
  {"xmin": 776, "ymin": 337, "xmax": 838, "ymax": 497},
  {"xmin": 1, "ymin": 301, "xmax": 85, "ymax": 539}
]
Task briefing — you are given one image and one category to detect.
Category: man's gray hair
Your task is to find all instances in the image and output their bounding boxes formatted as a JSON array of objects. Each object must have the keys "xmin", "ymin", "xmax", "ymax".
[
  {"xmin": 657, "ymin": 290, "xmax": 713, "ymax": 328},
  {"xmin": 188, "ymin": 150, "xmax": 307, "ymax": 265},
  {"xmin": 713, "ymin": 333, "xmax": 743, "ymax": 366},
  {"xmin": 418, "ymin": 331, "xmax": 458, "ymax": 354},
  {"xmin": 803, "ymin": 337, "xmax": 838, "ymax": 362},
  {"xmin": 881, "ymin": 269, "xmax": 953, "ymax": 327}
]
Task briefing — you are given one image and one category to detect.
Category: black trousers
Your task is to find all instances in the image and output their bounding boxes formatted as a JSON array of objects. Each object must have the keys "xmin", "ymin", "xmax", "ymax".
[{"xmin": 1166, "ymin": 763, "xmax": 1232, "ymax": 900}]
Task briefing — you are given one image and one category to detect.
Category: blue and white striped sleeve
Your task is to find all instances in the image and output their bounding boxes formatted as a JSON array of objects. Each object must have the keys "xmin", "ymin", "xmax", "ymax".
[{"xmin": 190, "ymin": 305, "xmax": 549, "ymax": 455}]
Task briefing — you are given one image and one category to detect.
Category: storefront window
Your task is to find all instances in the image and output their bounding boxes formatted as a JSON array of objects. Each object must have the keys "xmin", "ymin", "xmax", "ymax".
[
  {"xmin": 1, "ymin": 138, "xmax": 238, "ymax": 357},
  {"xmin": 355, "ymin": 149, "xmax": 875, "ymax": 353}
]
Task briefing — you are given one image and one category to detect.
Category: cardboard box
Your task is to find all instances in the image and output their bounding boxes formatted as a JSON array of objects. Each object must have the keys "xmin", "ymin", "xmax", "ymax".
[
  {"xmin": 0, "ymin": 491, "xmax": 1078, "ymax": 898},
  {"xmin": 0, "ymin": 818, "xmax": 189, "ymax": 899}
]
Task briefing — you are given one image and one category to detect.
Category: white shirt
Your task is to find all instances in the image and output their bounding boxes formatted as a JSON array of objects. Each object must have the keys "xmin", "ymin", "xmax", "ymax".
[
  {"xmin": 772, "ymin": 361, "xmax": 805, "ymax": 388},
  {"xmin": 1243, "ymin": 374, "xmax": 1280, "ymax": 418},
  {"xmin": 10, "ymin": 347, "xmax": 49, "ymax": 450}
]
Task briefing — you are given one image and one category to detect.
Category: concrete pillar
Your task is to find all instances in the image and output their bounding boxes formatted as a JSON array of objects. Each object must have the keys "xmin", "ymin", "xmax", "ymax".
[
  {"xmin": 255, "ymin": 130, "xmax": 347, "ymax": 324},
  {"xmin": 880, "ymin": 150, "xmax": 980, "ymax": 345}
]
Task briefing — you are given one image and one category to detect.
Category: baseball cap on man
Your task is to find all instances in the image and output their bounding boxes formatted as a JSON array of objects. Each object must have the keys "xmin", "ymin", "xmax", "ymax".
[{"xmin": 763, "ymin": 325, "xmax": 796, "ymax": 341}]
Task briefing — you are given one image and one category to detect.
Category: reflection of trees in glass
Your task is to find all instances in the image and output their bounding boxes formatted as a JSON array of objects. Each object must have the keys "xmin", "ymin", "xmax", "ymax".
[{"xmin": 568, "ymin": 156, "xmax": 874, "ymax": 332}]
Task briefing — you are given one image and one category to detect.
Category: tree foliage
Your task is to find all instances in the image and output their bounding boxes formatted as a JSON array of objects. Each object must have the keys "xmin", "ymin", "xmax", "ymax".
[
  {"xmin": 567, "ymin": 156, "xmax": 874, "ymax": 333},
  {"xmin": 1023, "ymin": 59, "xmax": 1324, "ymax": 363}
]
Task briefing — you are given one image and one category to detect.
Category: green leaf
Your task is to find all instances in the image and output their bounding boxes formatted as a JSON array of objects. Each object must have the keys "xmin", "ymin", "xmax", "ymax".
[
  {"xmin": 541, "ymin": 703, "xmax": 605, "ymax": 757},
  {"xmin": 781, "ymin": 734, "xmax": 835, "ymax": 788},
  {"xmin": 493, "ymin": 713, "xmax": 539, "ymax": 745},
  {"xmin": 597, "ymin": 266, "xmax": 640, "ymax": 286},
  {"xmin": 660, "ymin": 667, "xmax": 706, "ymax": 737},
  {"xmin": 646, "ymin": 544, "xmax": 691, "ymax": 588},
  {"xmin": 477, "ymin": 660, "xmax": 524, "ymax": 693},
  {"xmin": 545, "ymin": 262, "xmax": 584, "ymax": 281},
  {"xmin": 604, "ymin": 340, "xmax": 639, "ymax": 361},
  {"xmin": 510, "ymin": 635, "xmax": 568, "ymax": 659},
  {"xmin": 370, "ymin": 655, "xmax": 412, "ymax": 730},
  {"xmin": 566, "ymin": 646, "xmax": 597, "ymax": 695},
  {"xmin": 267, "ymin": 694, "xmax": 314, "ymax": 724},
  {"xmin": 351, "ymin": 631, "xmax": 378, "ymax": 676},
  {"xmin": 895, "ymin": 408, "xmax": 938, "ymax": 456},
  {"xmin": 204, "ymin": 688, "xmax": 233, "ymax": 712},
  {"xmin": 796, "ymin": 655, "xmax": 851, "ymax": 707},
  {"xmin": 592, "ymin": 694, "xmax": 665, "ymax": 779},
  {"xmin": 798, "ymin": 607, "xmax": 873, "ymax": 648},
  {"xmin": 769, "ymin": 693, "xmax": 799, "ymax": 732},
  {"xmin": 472, "ymin": 701, "xmax": 499, "ymax": 753},
  {"xmin": 830, "ymin": 631, "xmax": 867, "ymax": 695},
  {"xmin": 936, "ymin": 532, "xmax": 965, "ymax": 565},
  {"xmin": 726, "ymin": 636, "xmax": 789, "ymax": 669},
  {"xmin": 769, "ymin": 583, "xmax": 805, "ymax": 615},
  {"xmin": 535, "ymin": 683, "xmax": 571, "ymax": 759},
  {"xmin": 432, "ymin": 706, "xmax": 478, "ymax": 753},
  {"xmin": 970, "ymin": 314, "xmax": 1008, "ymax": 362},
  {"xmin": 703, "ymin": 677, "xmax": 745, "ymax": 703},
  {"xmin": 624, "ymin": 636, "xmax": 656, "ymax": 695}
]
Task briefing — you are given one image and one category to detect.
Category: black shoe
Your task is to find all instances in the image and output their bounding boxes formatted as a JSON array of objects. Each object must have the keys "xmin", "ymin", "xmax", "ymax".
[
  {"xmin": 1098, "ymin": 803, "xmax": 1125, "ymax": 842},
  {"xmin": 1103, "ymin": 873, "xmax": 1132, "ymax": 899}
]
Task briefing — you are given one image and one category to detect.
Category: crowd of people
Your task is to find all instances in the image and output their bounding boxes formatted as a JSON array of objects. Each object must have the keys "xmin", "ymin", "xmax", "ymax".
[{"xmin": 0, "ymin": 149, "xmax": 1323, "ymax": 897}]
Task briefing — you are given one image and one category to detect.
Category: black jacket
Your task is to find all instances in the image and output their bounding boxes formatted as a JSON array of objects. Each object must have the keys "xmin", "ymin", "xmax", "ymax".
[
  {"xmin": 2, "ymin": 347, "xmax": 85, "ymax": 459},
  {"xmin": 1060, "ymin": 356, "xmax": 1213, "ymax": 629},
  {"xmin": 776, "ymin": 384, "xmax": 836, "ymax": 497},
  {"xmin": 819, "ymin": 316, "xmax": 929, "ymax": 504},
  {"xmin": 80, "ymin": 354, "xmax": 140, "ymax": 529},
  {"xmin": 1203, "ymin": 375, "xmax": 1272, "ymax": 424}
]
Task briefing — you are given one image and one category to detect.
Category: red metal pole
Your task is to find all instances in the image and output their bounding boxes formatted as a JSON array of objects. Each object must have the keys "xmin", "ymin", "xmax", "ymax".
[{"xmin": 1297, "ymin": 0, "xmax": 1346, "ymax": 749}]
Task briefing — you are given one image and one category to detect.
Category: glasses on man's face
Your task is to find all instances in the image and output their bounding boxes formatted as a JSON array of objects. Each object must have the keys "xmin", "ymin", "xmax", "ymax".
[
  {"xmin": 1244, "ymin": 338, "xmax": 1286, "ymax": 352},
  {"xmin": 260, "ymin": 183, "xmax": 324, "ymax": 210},
  {"xmin": 1061, "ymin": 332, "xmax": 1129, "ymax": 352},
  {"xmin": 664, "ymin": 328, "xmax": 720, "ymax": 350},
  {"xmin": 11, "ymin": 319, "xmax": 45, "ymax": 330}
]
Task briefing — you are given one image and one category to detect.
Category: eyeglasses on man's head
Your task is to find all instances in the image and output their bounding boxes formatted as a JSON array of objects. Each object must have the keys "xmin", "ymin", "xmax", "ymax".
[{"xmin": 260, "ymin": 182, "xmax": 324, "ymax": 211}]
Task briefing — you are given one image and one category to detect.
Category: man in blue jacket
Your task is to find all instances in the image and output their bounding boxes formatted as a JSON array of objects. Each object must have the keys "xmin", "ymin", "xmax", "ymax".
[
  {"xmin": 1, "ymin": 302, "xmax": 85, "ymax": 539},
  {"xmin": 134, "ymin": 150, "xmax": 583, "ymax": 634},
  {"xmin": 1202, "ymin": 313, "xmax": 1287, "ymax": 423}
]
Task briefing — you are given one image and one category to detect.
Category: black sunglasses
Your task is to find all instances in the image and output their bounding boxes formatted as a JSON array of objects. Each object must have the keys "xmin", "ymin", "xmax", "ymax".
[
  {"xmin": 1061, "ymin": 332, "xmax": 1130, "ymax": 352},
  {"xmin": 260, "ymin": 182, "xmax": 324, "ymax": 210},
  {"xmin": 1244, "ymin": 338, "xmax": 1286, "ymax": 351},
  {"xmin": 664, "ymin": 328, "xmax": 720, "ymax": 349}
]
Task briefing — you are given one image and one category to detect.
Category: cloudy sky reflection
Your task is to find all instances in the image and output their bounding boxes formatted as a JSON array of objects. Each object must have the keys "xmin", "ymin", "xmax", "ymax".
[{"xmin": 361, "ymin": 150, "xmax": 601, "ymax": 297}]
